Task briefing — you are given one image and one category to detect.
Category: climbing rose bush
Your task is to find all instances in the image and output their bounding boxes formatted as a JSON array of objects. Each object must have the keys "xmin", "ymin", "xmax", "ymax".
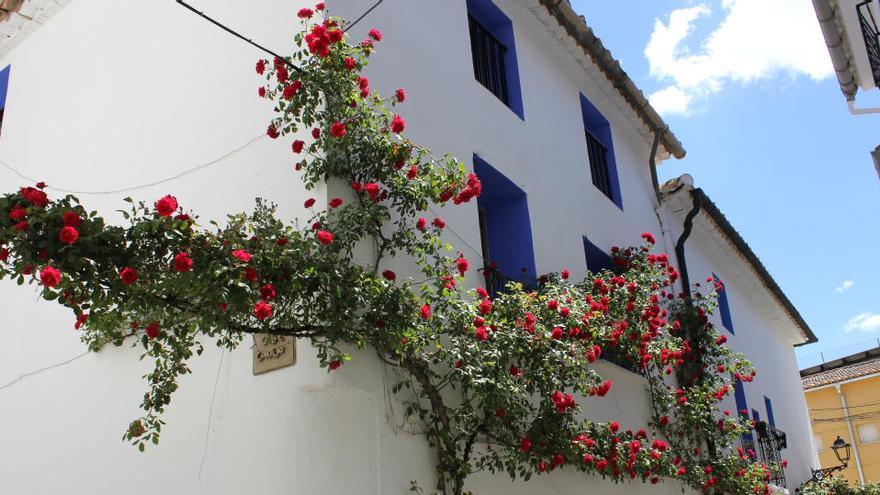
[{"xmin": 0, "ymin": 8, "xmax": 782, "ymax": 495}]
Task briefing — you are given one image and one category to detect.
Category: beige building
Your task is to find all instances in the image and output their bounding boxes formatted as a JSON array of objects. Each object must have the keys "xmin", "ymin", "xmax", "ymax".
[{"xmin": 802, "ymin": 347, "xmax": 880, "ymax": 483}]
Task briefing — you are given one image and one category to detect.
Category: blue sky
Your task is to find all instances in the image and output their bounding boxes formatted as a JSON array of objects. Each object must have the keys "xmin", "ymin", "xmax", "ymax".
[{"xmin": 570, "ymin": 0, "xmax": 880, "ymax": 368}]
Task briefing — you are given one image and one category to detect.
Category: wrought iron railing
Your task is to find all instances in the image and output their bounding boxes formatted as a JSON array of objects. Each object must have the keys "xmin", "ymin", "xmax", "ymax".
[
  {"xmin": 481, "ymin": 266, "xmax": 535, "ymax": 299},
  {"xmin": 468, "ymin": 15, "xmax": 510, "ymax": 105},
  {"xmin": 858, "ymin": 0, "xmax": 880, "ymax": 87},
  {"xmin": 585, "ymin": 128, "xmax": 613, "ymax": 200},
  {"xmin": 755, "ymin": 421, "xmax": 788, "ymax": 488}
]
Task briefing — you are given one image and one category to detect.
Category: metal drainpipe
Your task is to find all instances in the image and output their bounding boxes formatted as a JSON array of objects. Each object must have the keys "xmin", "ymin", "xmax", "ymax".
[
  {"xmin": 835, "ymin": 384, "xmax": 866, "ymax": 483},
  {"xmin": 649, "ymin": 126, "xmax": 667, "ymax": 206},
  {"xmin": 674, "ymin": 190, "xmax": 703, "ymax": 300}
]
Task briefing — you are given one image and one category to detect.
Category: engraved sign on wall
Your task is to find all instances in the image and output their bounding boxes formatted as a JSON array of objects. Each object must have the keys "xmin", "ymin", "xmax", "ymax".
[{"xmin": 252, "ymin": 334, "xmax": 296, "ymax": 375}]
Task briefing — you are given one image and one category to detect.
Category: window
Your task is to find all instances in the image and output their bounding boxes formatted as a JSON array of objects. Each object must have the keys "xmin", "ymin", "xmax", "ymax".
[
  {"xmin": 580, "ymin": 93, "xmax": 621, "ymax": 208},
  {"xmin": 0, "ymin": 65, "xmax": 9, "ymax": 137},
  {"xmin": 714, "ymin": 273, "xmax": 734, "ymax": 334},
  {"xmin": 859, "ymin": 423, "xmax": 880, "ymax": 444},
  {"xmin": 752, "ymin": 409, "xmax": 761, "ymax": 422},
  {"xmin": 474, "ymin": 154, "xmax": 536, "ymax": 297},
  {"xmin": 583, "ymin": 236, "xmax": 614, "ymax": 273},
  {"xmin": 466, "ymin": 0, "xmax": 523, "ymax": 119},
  {"xmin": 735, "ymin": 381, "xmax": 754, "ymax": 448},
  {"xmin": 764, "ymin": 396, "xmax": 776, "ymax": 427}
]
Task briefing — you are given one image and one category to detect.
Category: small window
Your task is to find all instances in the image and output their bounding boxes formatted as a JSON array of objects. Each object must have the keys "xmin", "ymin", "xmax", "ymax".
[
  {"xmin": 764, "ymin": 396, "xmax": 776, "ymax": 427},
  {"xmin": 466, "ymin": 0, "xmax": 523, "ymax": 119},
  {"xmin": 580, "ymin": 93, "xmax": 621, "ymax": 208},
  {"xmin": 474, "ymin": 154, "xmax": 536, "ymax": 297},
  {"xmin": 0, "ymin": 65, "xmax": 10, "ymax": 137},
  {"xmin": 859, "ymin": 423, "xmax": 880, "ymax": 444},
  {"xmin": 714, "ymin": 273, "xmax": 734, "ymax": 334},
  {"xmin": 583, "ymin": 236, "xmax": 614, "ymax": 273}
]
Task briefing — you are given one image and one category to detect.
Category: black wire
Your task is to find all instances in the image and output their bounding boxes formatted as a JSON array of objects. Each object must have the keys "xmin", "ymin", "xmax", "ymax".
[
  {"xmin": 175, "ymin": 0, "xmax": 300, "ymax": 71},
  {"xmin": 343, "ymin": 0, "xmax": 383, "ymax": 33}
]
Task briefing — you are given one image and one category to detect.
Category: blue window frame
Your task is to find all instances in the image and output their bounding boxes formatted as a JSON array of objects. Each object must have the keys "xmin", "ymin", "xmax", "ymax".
[
  {"xmin": 713, "ymin": 273, "xmax": 734, "ymax": 334},
  {"xmin": 580, "ymin": 93, "xmax": 621, "ymax": 209},
  {"xmin": 734, "ymin": 380, "xmax": 754, "ymax": 446},
  {"xmin": 583, "ymin": 237, "xmax": 614, "ymax": 273},
  {"xmin": 0, "ymin": 65, "xmax": 9, "ymax": 137},
  {"xmin": 764, "ymin": 396, "xmax": 776, "ymax": 427},
  {"xmin": 752, "ymin": 409, "xmax": 761, "ymax": 422},
  {"xmin": 474, "ymin": 154, "xmax": 536, "ymax": 296},
  {"xmin": 466, "ymin": 0, "xmax": 524, "ymax": 119}
]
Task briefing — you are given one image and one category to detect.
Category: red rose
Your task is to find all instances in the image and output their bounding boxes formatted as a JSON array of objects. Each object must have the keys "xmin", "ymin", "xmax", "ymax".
[
  {"xmin": 244, "ymin": 267, "xmax": 258, "ymax": 282},
  {"xmin": 330, "ymin": 121, "xmax": 346, "ymax": 138},
  {"xmin": 329, "ymin": 198, "xmax": 343, "ymax": 208},
  {"xmin": 596, "ymin": 380, "xmax": 612, "ymax": 397},
  {"xmin": 416, "ymin": 217, "xmax": 427, "ymax": 231},
  {"xmin": 298, "ymin": 8, "xmax": 313, "ymax": 18},
  {"xmin": 420, "ymin": 304, "xmax": 431, "ymax": 320},
  {"xmin": 58, "ymin": 226, "xmax": 79, "ymax": 245},
  {"xmin": 312, "ymin": 128, "xmax": 321, "ymax": 139},
  {"xmin": 551, "ymin": 327, "xmax": 564, "ymax": 340},
  {"xmin": 344, "ymin": 57, "xmax": 357, "ymax": 70},
  {"xmin": 258, "ymin": 86, "xmax": 266, "ymax": 97},
  {"xmin": 363, "ymin": 182, "xmax": 380, "ymax": 201},
  {"xmin": 406, "ymin": 165, "xmax": 418, "ymax": 180},
  {"xmin": 561, "ymin": 269, "xmax": 570, "ymax": 280},
  {"xmin": 62, "ymin": 211, "xmax": 82, "ymax": 228},
  {"xmin": 254, "ymin": 301, "xmax": 273, "ymax": 320},
  {"xmin": 328, "ymin": 359, "xmax": 342, "ymax": 371},
  {"xmin": 316, "ymin": 230, "xmax": 334, "ymax": 245},
  {"xmin": 0, "ymin": 247, "xmax": 8, "ymax": 262},
  {"xmin": 475, "ymin": 327, "xmax": 488, "ymax": 341},
  {"xmin": 520, "ymin": 437, "xmax": 532, "ymax": 453},
  {"xmin": 455, "ymin": 256, "xmax": 469, "ymax": 276},
  {"xmin": 316, "ymin": 2, "xmax": 325, "ymax": 11},
  {"xmin": 154, "ymin": 195, "xmax": 178, "ymax": 217},
  {"xmin": 478, "ymin": 299, "xmax": 493, "ymax": 315},
  {"xmin": 146, "ymin": 322, "xmax": 160, "ymax": 339},
  {"xmin": 256, "ymin": 59, "xmax": 267, "ymax": 74},
  {"xmin": 382, "ymin": 270, "xmax": 396, "ymax": 281},
  {"xmin": 716, "ymin": 335, "xmax": 727, "ymax": 345},
  {"xmin": 260, "ymin": 283, "xmax": 276, "ymax": 300},
  {"xmin": 609, "ymin": 421, "xmax": 620, "ymax": 433},
  {"xmin": 432, "ymin": 218, "xmax": 445, "ymax": 229},
  {"xmin": 35, "ymin": 181, "xmax": 47, "ymax": 189},
  {"xmin": 395, "ymin": 88, "xmax": 406, "ymax": 102},
  {"xmin": 232, "ymin": 250, "xmax": 252, "ymax": 262},
  {"xmin": 39, "ymin": 266, "xmax": 62, "ymax": 288},
  {"xmin": 120, "ymin": 267, "xmax": 138, "ymax": 286},
  {"xmin": 390, "ymin": 114, "xmax": 406, "ymax": 134},
  {"xmin": 292, "ymin": 140, "xmax": 305, "ymax": 153},
  {"xmin": 9, "ymin": 205, "xmax": 26, "ymax": 221},
  {"xmin": 173, "ymin": 252, "xmax": 193, "ymax": 273},
  {"xmin": 368, "ymin": 28, "xmax": 383, "ymax": 41},
  {"xmin": 304, "ymin": 198, "xmax": 316, "ymax": 208},
  {"xmin": 19, "ymin": 187, "xmax": 48, "ymax": 207},
  {"xmin": 282, "ymin": 80, "xmax": 302, "ymax": 100},
  {"xmin": 14, "ymin": 221, "xmax": 28, "ymax": 231},
  {"xmin": 641, "ymin": 232, "xmax": 656, "ymax": 244}
]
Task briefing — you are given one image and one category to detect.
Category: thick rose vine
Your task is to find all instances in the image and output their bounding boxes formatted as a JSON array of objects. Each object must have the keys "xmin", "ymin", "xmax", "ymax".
[{"xmin": 0, "ymin": 7, "xmax": 784, "ymax": 495}]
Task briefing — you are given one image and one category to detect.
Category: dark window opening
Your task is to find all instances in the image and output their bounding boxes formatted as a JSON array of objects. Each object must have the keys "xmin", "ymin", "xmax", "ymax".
[
  {"xmin": 580, "ymin": 93, "xmax": 621, "ymax": 208},
  {"xmin": 466, "ymin": 0, "xmax": 524, "ymax": 119},
  {"xmin": 474, "ymin": 154, "xmax": 536, "ymax": 297}
]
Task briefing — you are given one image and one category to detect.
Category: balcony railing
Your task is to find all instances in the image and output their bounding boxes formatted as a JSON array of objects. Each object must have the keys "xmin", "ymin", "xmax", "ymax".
[
  {"xmin": 755, "ymin": 421, "xmax": 788, "ymax": 488},
  {"xmin": 481, "ymin": 267, "xmax": 535, "ymax": 299},
  {"xmin": 858, "ymin": 0, "xmax": 880, "ymax": 87}
]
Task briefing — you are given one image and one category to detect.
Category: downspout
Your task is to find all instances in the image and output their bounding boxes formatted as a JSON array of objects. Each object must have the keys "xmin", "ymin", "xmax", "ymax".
[
  {"xmin": 674, "ymin": 189, "xmax": 703, "ymax": 300},
  {"xmin": 835, "ymin": 384, "xmax": 866, "ymax": 483},
  {"xmin": 649, "ymin": 126, "xmax": 667, "ymax": 206}
]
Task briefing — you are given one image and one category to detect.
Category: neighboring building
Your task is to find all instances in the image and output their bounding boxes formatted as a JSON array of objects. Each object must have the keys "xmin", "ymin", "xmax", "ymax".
[
  {"xmin": 0, "ymin": 0, "xmax": 816, "ymax": 493},
  {"xmin": 802, "ymin": 347, "xmax": 880, "ymax": 484},
  {"xmin": 811, "ymin": 0, "xmax": 880, "ymax": 178}
]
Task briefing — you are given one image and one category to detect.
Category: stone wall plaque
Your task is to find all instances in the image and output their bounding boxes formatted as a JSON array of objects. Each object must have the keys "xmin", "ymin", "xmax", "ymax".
[{"xmin": 252, "ymin": 334, "xmax": 296, "ymax": 375}]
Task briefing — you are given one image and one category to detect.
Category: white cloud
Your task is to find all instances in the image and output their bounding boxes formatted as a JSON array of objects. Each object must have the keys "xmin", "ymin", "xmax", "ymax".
[
  {"xmin": 645, "ymin": 0, "xmax": 833, "ymax": 115},
  {"xmin": 844, "ymin": 313, "xmax": 880, "ymax": 333},
  {"xmin": 835, "ymin": 280, "xmax": 855, "ymax": 294}
]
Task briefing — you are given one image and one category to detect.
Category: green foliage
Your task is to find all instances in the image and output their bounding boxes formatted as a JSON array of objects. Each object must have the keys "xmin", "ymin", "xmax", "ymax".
[
  {"xmin": 0, "ymin": 11, "xmax": 783, "ymax": 495},
  {"xmin": 800, "ymin": 477, "xmax": 880, "ymax": 495}
]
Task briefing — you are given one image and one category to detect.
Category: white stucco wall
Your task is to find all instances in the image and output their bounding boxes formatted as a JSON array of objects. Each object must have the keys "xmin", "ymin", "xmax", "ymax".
[{"xmin": 0, "ymin": 0, "xmax": 811, "ymax": 493}]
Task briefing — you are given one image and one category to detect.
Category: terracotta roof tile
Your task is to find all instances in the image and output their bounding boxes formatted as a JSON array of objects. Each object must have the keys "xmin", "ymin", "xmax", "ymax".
[{"xmin": 802, "ymin": 356, "xmax": 880, "ymax": 389}]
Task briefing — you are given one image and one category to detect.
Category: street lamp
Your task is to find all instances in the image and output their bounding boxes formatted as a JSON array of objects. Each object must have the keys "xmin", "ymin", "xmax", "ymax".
[{"xmin": 811, "ymin": 436, "xmax": 851, "ymax": 481}]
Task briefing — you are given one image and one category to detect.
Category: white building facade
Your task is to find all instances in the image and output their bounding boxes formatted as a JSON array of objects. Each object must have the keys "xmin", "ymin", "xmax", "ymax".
[{"xmin": 0, "ymin": 0, "xmax": 816, "ymax": 493}]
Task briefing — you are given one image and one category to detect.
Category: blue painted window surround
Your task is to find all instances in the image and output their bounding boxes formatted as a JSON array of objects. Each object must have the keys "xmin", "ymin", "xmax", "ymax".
[
  {"xmin": 752, "ymin": 409, "xmax": 761, "ymax": 422},
  {"xmin": 734, "ymin": 381, "xmax": 754, "ymax": 445},
  {"xmin": 0, "ymin": 65, "xmax": 9, "ymax": 137},
  {"xmin": 580, "ymin": 93, "xmax": 622, "ymax": 209},
  {"xmin": 466, "ymin": 0, "xmax": 524, "ymax": 119},
  {"xmin": 583, "ymin": 237, "xmax": 614, "ymax": 273},
  {"xmin": 474, "ymin": 154, "xmax": 536, "ymax": 291},
  {"xmin": 764, "ymin": 396, "xmax": 776, "ymax": 427},
  {"xmin": 713, "ymin": 273, "xmax": 734, "ymax": 334}
]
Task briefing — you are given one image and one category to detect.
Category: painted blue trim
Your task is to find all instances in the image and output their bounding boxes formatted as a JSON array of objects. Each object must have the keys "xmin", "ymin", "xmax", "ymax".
[
  {"xmin": 580, "ymin": 93, "xmax": 622, "ymax": 209},
  {"xmin": 751, "ymin": 409, "xmax": 761, "ymax": 422},
  {"xmin": 764, "ymin": 396, "xmax": 776, "ymax": 427},
  {"xmin": 474, "ymin": 154, "xmax": 536, "ymax": 284},
  {"xmin": 466, "ymin": 0, "xmax": 524, "ymax": 120},
  {"xmin": 583, "ymin": 237, "xmax": 614, "ymax": 273},
  {"xmin": 734, "ymin": 380, "xmax": 754, "ymax": 444},
  {"xmin": 0, "ymin": 65, "xmax": 9, "ymax": 109},
  {"xmin": 714, "ymin": 273, "xmax": 735, "ymax": 334}
]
